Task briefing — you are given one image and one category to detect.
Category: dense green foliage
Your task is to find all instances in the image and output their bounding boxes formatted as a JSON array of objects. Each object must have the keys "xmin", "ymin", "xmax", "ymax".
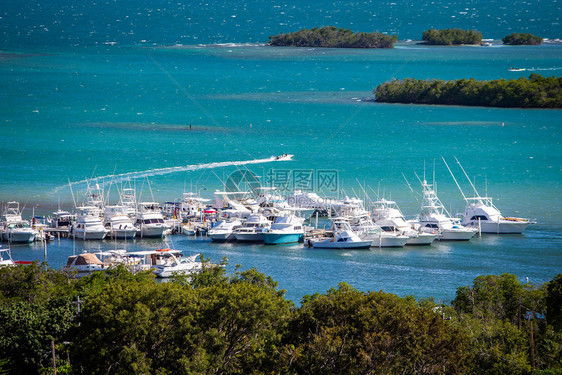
[
  {"xmin": 422, "ymin": 28, "xmax": 482, "ymax": 45},
  {"xmin": 0, "ymin": 261, "xmax": 561, "ymax": 374},
  {"xmin": 268, "ymin": 26, "xmax": 397, "ymax": 48},
  {"xmin": 374, "ymin": 74, "xmax": 562, "ymax": 108},
  {"xmin": 503, "ymin": 33, "xmax": 543, "ymax": 45}
]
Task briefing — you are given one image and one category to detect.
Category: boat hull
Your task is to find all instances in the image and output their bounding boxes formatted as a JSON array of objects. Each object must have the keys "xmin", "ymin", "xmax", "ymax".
[
  {"xmin": 262, "ymin": 232, "xmax": 303, "ymax": 245},
  {"xmin": 4, "ymin": 230, "xmax": 37, "ymax": 243},
  {"xmin": 208, "ymin": 231, "xmax": 235, "ymax": 242},
  {"xmin": 137, "ymin": 225, "xmax": 168, "ymax": 238},
  {"xmin": 109, "ymin": 228, "xmax": 138, "ymax": 240},
  {"xmin": 405, "ymin": 233, "xmax": 437, "ymax": 246},
  {"xmin": 464, "ymin": 220, "xmax": 530, "ymax": 234},
  {"xmin": 311, "ymin": 240, "xmax": 372, "ymax": 249},
  {"xmin": 234, "ymin": 232, "xmax": 264, "ymax": 242},
  {"xmin": 437, "ymin": 229, "xmax": 475, "ymax": 241},
  {"xmin": 73, "ymin": 229, "xmax": 107, "ymax": 241}
]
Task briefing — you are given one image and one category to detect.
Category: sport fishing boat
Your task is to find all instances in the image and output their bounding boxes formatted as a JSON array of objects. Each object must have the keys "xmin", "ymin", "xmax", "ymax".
[
  {"xmin": 71, "ymin": 206, "xmax": 108, "ymax": 240},
  {"xmin": 443, "ymin": 157, "xmax": 534, "ymax": 234},
  {"xmin": 371, "ymin": 198, "xmax": 436, "ymax": 246},
  {"xmin": 135, "ymin": 202, "xmax": 169, "ymax": 238},
  {"xmin": 416, "ymin": 180, "xmax": 476, "ymax": 241},
  {"xmin": 350, "ymin": 213, "xmax": 410, "ymax": 247},
  {"xmin": 261, "ymin": 213, "xmax": 305, "ymax": 245},
  {"xmin": 208, "ymin": 218, "xmax": 243, "ymax": 242},
  {"xmin": 233, "ymin": 213, "xmax": 271, "ymax": 242},
  {"xmin": 308, "ymin": 218, "xmax": 372, "ymax": 249},
  {"xmin": 103, "ymin": 205, "xmax": 138, "ymax": 239},
  {"xmin": 1, "ymin": 201, "xmax": 38, "ymax": 243}
]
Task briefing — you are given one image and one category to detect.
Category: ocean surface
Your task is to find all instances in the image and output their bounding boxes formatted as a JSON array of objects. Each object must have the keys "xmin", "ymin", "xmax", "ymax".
[{"xmin": 0, "ymin": 0, "xmax": 561, "ymax": 303}]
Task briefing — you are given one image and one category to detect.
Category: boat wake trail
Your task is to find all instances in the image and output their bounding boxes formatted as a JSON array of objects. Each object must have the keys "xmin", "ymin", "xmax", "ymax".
[{"xmin": 53, "ymin": 156, "xmax": 291, "ymax": 193}]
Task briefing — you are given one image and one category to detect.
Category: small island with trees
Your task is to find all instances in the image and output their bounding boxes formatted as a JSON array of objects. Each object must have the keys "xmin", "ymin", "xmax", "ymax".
[
  {"xmin": 421, "ymin": 28, "xmax": 482, "ymax": 45},
  {"xmin": 268, "ymin": 26, "xmax": 397, "ymax": 48},
  {"xmin": 374, "ymin": 74, "xmax": 562, "ymax": 108},
  {"xmin": 503, "ymin": 32, "xmax": 543, "ymax": 45}
]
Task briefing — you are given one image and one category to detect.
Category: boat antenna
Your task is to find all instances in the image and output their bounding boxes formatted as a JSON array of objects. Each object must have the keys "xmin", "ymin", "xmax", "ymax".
[
  {"xmin": 454, "ymin": 156, "xmax": 480, "ymax": 197},
  {"xmin": 442, "ymin": 157, "xmax": 467, "ymax": 201}
]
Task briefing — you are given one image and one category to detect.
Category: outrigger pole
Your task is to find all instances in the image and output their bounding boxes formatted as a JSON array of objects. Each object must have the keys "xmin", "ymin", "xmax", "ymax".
[{"xmin": 441, "ymin": 157, "xmax": 467, "ymax": 201}]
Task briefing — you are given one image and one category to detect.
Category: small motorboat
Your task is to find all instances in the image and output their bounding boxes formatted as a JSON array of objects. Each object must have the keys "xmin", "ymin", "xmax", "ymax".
[{"xmin": 308, "ymin": 218, "xmax": 372, "ymax": 249}]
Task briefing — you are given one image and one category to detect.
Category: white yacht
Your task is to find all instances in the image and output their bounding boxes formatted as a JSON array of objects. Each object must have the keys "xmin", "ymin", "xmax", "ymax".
[
  {"xmin": 72, "ymin": 206, "xmax": 108, "ymax": 240},
  {"xmin": 416, "ymin": 180, "xmax": 476, "ymax": 241},
  {"xmin": 135, "ymin": 202, "xmax": 169, "ymax": 238},
  {"xmin": 261, "ymin": 214, "xmax": 305, "ymax": 245},
  {"xmin": 103, "ymin": 205, "xmax": 138, "ymax": 239},
  {"xmin": 179, "ymin": 192, "xmax": 211, "ymax": 219},
  {"xmin": 443, "ymin": 157, "xmax": 534, "ymax": 234},
  {"xmin": 350, "ymin": 213, "xmax": 410, "ymax": 248},
  {"xmin": 208, "ymin": 218, "xmax": 243, "ymax": 242},
  {"xmin": 308, "ymin": 218, "xmax": 372, "ymax": 249},
  {"xmin": 119, "ymin": 188, "xmax": 137, "ymax": 218},
  {"xmin": 233, "ymin": 213, "xmax": 271, "ymax": 242},
  {"xmin": 1, "ymin": 201, "xmax": 37, "ymax": 243},
  {"xmin": 371, "ymin": 198, "xmax": 436, "ymax": 246}
]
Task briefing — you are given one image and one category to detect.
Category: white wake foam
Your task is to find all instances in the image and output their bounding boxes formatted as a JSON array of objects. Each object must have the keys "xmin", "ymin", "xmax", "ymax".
[{"xmin": 54, "ymin": 156, "xmax": 290, "ymax": 193}]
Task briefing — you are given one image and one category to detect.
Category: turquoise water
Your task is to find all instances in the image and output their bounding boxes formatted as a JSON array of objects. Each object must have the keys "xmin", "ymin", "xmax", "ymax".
[{"xmin": 0, "ymin": 1, "xmax": 561, "ymax": 302}]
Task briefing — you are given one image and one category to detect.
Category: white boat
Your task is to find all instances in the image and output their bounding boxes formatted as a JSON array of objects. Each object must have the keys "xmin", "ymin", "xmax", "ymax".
[
  {"xmin": 443, "ymin": 157, "xmax": 534, "ymax": 234},
  {"xmin": 0, "ymin": 246, "xmax": 15, "ymax": 267},
  {"xmin": 103, "ymin": 205, "xmax": 138, "ymax": 239},
  {"xmin": 122, "ymin": 248, "xmax": 202, "ymax": 278},
  {"xmin": 135, "ymin": 202, "xmax": 169, "ymax": 238},
  {"xmin": 64, "ymin": 252, "xmax": 109, "ymax": 277},
  {"xmin": 309, "ymin": 218, "xmax": 372, "ymax": 249},
  {"xmin": 208, "ymin": 218, "xmax": 243, "ymax": 242},
  {"xmin": 371, "ymin": 198, "xmax": 436, "ymax": 246},
  {"xmin": 179, "ymin": 192, "xmax": 211, "ymax": 219},
  {"xmin": 233, "ymin": 213, "xmax": 271, "ymax": 242},
  {"xmin": 416, "ymin": 180, "xmax": 476, "ymax": 241},
  {"xmin": 273, "ymin": 153, "xmax": 294, "ymax": 161},
  {"xmin": 350, "ymin": 214, "xmax": 410, "ymax": 248},
  {"xmin": 261, "ymin": 214, "xmax": 305, "ymax": 245},
  {"xmin": 1, "ymin": 201, "xmax": 38, "ymax": 243},
  {"xmin": 50, "ymin": 209, "xmax": 74, "ymax": 229},
  {"xmin": 71, "ymin": 206, "xmax": 108, "ymax": 240}
]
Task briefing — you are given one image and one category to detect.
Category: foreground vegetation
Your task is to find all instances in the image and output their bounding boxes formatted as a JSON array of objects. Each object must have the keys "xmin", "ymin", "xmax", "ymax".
[
  {"xmin": 268, "ymin": 26, "xmax": 397, "ymax": 48},
  {"xmin": 0, "ymin": 261, "xmax": 561, "ymax": 374},
  {"xmin": 421, "ymin": 28, "xmax": 482, "ymax": 45},
  {"xmin": 503, "ymin": 33, "xmax": 543, "ymax": 45},
  {"xmin": 374, "ymin": 74, "xmax": 562, "ymax": 108}
]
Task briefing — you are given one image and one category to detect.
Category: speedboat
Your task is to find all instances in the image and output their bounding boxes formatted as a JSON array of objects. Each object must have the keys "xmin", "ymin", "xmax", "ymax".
[
  {"xmin": 135, "ymin": 202, "xmax": 169, "ymax": 238},
  {"xmin": 103, "ymin": 205, "xmax": 138, "ymax": 239},
  {"xmin": 233, "ymin": 213, "xmax": 271, "ymax": 242},
  {"xmin": 71, "ymin": 206, "xmax": 108, "ymax": 240},
  {"xmin": 208, "ymin": 218, "xmax": 243, "ymax": 242},
  {"xmin": 273, "ymin": 153, "xmax": 294, "ymax": 161},
  {"xmin": 416, "ymin": 180, "xmax": 476, "ymax": 241},
  {"xmin": 261, "ymin": 214, "xmax": 305, "ymax": 245},
  {"xmin": 508, "ymin": 67, "xmax": 525, "ymax": 72},
  {"xmin": 443, "ymin": 157, "xmax": 534, "ymax": 234},
  {"xmin": 308, "ymin": 218, "xmax": 371, "ymax": 249},
  {"xmin": 371, "ymin": 198, "xmax": 436, "ymax": 246},
  {"xmin": 64, "ymin": 252, "xmax": 109, "ymax": 277},
  {"xmin": 1, "ymin": 201, "xmax": 38, "ymax": 243}
]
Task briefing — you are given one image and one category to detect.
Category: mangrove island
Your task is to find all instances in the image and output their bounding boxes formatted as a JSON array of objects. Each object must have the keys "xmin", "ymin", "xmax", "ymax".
[
  {"xmin": 268, "ymin": 26, "xmax": 397, "ymax": 48},
  {"xmin": 374, "ymin": 74, "xmax": 562, "ymax": 108},
  {"xmin": 503, "ymin": 32, "xmax": 544, "ymax": 45},
  {"xmin": 421, "ymin": 28, "xmax": 482, "ymax": 45}
]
